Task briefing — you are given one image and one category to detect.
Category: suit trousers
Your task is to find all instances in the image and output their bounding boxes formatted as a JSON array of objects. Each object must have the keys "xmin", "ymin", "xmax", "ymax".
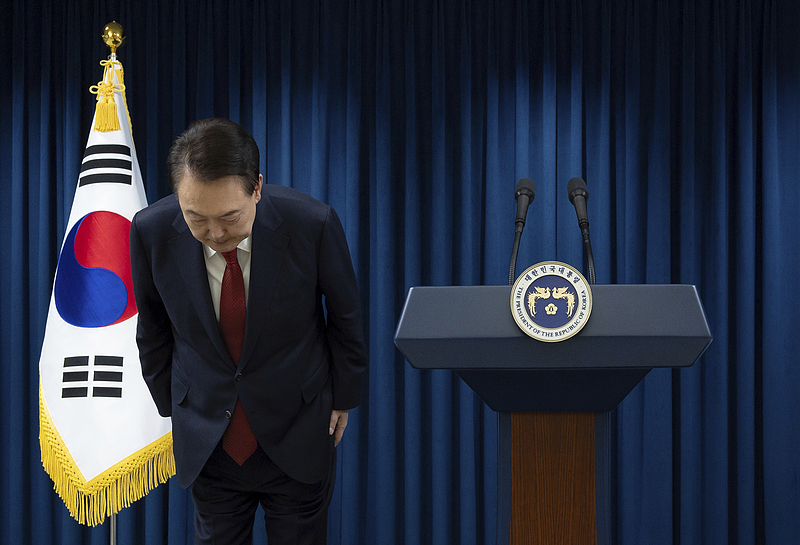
[{"xmin": 192, "ymin": 441, "xmax": 336, "ymax": 545}]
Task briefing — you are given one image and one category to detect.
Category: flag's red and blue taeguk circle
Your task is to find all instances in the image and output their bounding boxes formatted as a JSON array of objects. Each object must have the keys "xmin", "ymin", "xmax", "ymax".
[{"xmin": 54, "ymin": 211, "xmax": 137, "ymax": 328}]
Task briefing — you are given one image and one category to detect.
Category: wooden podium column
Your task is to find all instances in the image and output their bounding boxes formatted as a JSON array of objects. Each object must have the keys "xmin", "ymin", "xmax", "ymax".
[{"xmin": 511, "ymin": 412, "xmax": 597, "ymax": 545}]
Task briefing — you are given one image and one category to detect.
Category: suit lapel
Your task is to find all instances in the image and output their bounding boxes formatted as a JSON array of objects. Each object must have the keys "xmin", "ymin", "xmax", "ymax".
[
  {"xmin": 168, "ymin": 211, "xmax": 233, "ymax": 365},
  {"xmin": 239, "ymin": 193, "xmax": 289, "ymax": 370}
]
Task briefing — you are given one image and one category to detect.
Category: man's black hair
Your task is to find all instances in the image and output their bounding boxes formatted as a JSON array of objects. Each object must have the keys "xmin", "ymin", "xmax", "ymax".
[{"xmin": 167, "ymin": 118, "xmax": 260, "ymax": 195}]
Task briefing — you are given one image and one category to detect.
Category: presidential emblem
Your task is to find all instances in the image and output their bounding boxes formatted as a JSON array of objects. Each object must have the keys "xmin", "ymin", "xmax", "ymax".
[{"xmin": 510, "ymin": 261, "xmax": 592, "ymax": 342}]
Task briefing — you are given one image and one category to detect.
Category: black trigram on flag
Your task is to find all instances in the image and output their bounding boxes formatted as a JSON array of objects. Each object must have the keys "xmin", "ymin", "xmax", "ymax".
[
  {"xmin": 79, "ymin": 144, "xmax": 133, "ymax": 186},
  {"xmin": 62, "ymin": 355, "xmax": 124, "ymax": 398}
]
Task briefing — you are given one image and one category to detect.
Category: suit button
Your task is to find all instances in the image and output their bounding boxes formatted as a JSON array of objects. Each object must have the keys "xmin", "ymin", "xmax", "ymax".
[
  {"xmin": 235, "ymin": 373, "xmax": 243, "ymax": 382},
  {"xmin": 225, "ymin": 410, "xmax": 232, "ymax": 419}
]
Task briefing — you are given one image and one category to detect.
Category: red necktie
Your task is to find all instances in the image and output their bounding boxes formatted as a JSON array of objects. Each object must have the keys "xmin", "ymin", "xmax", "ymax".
[{"xmin": 219, "ymin": 249, "xmax": 258, "ymax": 465}]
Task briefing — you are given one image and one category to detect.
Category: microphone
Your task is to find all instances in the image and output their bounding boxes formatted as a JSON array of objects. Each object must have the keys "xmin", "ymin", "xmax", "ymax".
[
  {"xmin": 567, "ymin": 177, "xmax": 590, "ymax": 236},
  {"xmin": 514, "ymin": 178, "xmax": 536, "ymax": 234},
  {"xmin": 567, "ymin": 177, "xmax": 595, "ymax": 284},
  {"xmin": 509, "ymin": 178, "xmax": 536, "ymax": 285}
]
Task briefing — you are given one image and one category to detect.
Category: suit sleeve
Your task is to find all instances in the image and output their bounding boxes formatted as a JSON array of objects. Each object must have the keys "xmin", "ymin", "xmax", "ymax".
[
  {"xmin": 317, "ymin": 206, "xmax": 368, "ymax": 410},
  {"xmin": 130, "ymin": 213, "xmax": 174, "ymax": 417}
]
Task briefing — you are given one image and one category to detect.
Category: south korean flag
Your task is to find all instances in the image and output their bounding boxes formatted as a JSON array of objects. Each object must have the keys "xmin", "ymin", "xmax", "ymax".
[{"xmin": 38, "ymin": 56, "xmax": 173, "ymax": 527}]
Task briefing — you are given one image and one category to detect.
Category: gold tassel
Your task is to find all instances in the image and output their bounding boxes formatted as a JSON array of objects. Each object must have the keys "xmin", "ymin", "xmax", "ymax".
[
  {"xmin": 89, "ymin": 59, "xmax": 126, "ymax": 133},
  {"xmin": 39, "ymin": 381, "xmax": 175, "ymax": 526}
]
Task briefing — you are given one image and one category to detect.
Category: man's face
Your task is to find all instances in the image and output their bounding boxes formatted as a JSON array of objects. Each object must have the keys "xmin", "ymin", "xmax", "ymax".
[{"xmin": 176, "ymin": 171, "xmax": 262, "ymax": 254}]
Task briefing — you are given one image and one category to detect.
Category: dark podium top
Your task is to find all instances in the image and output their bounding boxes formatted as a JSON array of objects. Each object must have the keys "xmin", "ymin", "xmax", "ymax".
[{"xmin": 394, "ymin": 285, "xmax": 711, "ymax": 412}]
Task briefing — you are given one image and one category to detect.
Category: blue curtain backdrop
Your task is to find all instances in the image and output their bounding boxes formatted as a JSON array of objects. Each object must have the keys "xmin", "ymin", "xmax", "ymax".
[{"xmin": 2, "ymin": 0, "xmax": 799, "ymax": 543}]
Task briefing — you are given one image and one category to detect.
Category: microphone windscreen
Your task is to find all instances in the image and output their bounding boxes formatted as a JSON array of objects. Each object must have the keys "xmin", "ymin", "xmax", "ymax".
[
  {"xmin": 515, "ymin": 178, "xmax": 536, "ymax": 200},
  {"xmin": 567, "ymin": 177, "xmax": 588, "ymax": 202}
]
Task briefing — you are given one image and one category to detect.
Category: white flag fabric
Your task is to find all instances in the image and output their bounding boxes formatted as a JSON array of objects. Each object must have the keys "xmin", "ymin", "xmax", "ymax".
[{"xmin": 38, "ymin": 57, "xmax": 173, "ymax": 526}]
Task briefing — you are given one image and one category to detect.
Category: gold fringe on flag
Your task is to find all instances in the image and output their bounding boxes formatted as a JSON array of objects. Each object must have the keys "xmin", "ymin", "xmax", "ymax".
[
  {"xmin": 89, "ymin": 59, "xmax": 127, "ymax": 133},
  {"xmin": 38, "ymin": 381, "xmax": 175, "ymax": 527}
]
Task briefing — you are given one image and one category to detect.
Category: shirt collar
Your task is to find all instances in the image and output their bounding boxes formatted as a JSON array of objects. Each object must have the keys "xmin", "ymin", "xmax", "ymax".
[{"xmin": 202, "ymin": 236, "xmax": 252, "ymax": 259}]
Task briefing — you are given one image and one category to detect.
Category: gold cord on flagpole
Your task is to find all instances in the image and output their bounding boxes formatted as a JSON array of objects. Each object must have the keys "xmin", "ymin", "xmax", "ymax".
[{"xmin": 89, "ymin": 22, "xmax": 126, "ymax": 133}]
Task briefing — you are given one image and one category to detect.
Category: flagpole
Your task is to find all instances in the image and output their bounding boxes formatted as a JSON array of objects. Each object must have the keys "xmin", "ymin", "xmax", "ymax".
[{"xmin": 101, "ymin": 23, "xmax": 124, "ymax": 545}]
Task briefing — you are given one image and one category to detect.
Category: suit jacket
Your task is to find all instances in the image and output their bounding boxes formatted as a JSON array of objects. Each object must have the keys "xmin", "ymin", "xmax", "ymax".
[{"xmin": 130, "ymin": 184, "xmax": 368, "ymax": 488}]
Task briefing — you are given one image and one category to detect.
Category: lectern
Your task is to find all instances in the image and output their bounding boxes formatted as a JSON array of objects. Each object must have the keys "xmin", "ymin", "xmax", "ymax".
[{"xmin": 394, "ymin": 284, "xmax": 711, "ymax": 544}]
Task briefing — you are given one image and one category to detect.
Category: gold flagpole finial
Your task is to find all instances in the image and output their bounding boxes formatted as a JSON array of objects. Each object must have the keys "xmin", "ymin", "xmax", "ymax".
[
  {"xmin": 102, "ymin": 22, "xmax": 125, "ymax": 55},
  {"xmin": 91, "ymin": 22, "xmax": 127, "ymax": 132}
]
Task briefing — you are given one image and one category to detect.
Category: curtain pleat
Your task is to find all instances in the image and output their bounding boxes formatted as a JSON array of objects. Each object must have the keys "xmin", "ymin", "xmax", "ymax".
[{"xmin": 2, "ymin": 1, "xmax": 799, "ymax": 543}]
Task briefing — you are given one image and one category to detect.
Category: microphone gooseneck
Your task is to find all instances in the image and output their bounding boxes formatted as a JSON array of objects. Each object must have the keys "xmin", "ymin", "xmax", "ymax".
[
  {"xmin": 509, "ymin": 178, "xmax": 536, "ymax": 285},
  {"xmin": 567, "ymin": 177, "xmax": 596, "ymax": 284}
]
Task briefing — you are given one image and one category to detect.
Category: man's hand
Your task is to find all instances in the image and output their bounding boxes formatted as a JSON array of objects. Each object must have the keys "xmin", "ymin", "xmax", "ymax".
[{"xmin": 329, "ymin": 409, "xmax": 349, "ymax": 447}]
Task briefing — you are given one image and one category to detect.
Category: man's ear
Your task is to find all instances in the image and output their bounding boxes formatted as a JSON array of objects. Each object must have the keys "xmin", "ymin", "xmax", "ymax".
[{"xmin": 254, "ymin": 174, "xmax": 263, "ymax": 202}]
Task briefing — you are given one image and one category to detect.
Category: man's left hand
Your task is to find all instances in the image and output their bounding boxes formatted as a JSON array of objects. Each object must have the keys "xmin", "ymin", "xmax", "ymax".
[{"xmin": 329, "ymin": 409, "xmax": 349, "ymax": 447}]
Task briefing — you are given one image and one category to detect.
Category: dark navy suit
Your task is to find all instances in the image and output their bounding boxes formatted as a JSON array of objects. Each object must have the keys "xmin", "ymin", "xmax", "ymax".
[{"xmin": 130, "ymin": 184, "xmax": 367, "ymax": 490}]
